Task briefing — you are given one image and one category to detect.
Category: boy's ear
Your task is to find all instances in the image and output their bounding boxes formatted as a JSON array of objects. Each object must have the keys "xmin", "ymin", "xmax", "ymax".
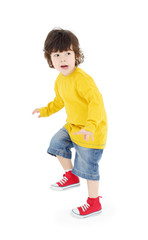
[
  {"xmin": 48, "ymin": 58, "xmax": 54, "ymax": 68},
  {"xmin": 75, "ymin": 56, "xmax": 79, "ymax": 66}
]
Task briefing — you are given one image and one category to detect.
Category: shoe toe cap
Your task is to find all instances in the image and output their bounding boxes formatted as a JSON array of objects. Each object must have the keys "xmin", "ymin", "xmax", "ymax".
[
  {"xmin": 72, "ymin": 208, "xmax": 80, "ymax": 215},
  {"xmin": 50, "ymin": 183, "xmax": 59, "ymax": 187}
]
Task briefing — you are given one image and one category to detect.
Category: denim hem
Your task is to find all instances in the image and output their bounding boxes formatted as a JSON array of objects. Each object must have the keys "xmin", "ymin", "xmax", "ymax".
[
  {"xmin": 47, "ymin": 147, "xmax": 72, "ymax": 159},
  {"xmin": 72, "ymin": 168, "xmax": 100, "ymax": 181}
]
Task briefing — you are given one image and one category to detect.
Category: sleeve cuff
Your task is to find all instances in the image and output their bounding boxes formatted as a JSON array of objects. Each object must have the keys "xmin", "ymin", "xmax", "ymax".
[{"xmin": 39, "ymin": 107, "xmax": 48, "ymax": 117}]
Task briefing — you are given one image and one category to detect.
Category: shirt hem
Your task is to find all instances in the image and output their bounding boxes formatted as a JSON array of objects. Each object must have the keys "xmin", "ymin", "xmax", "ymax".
[
  {"xmin": 63, "ymin": 125, "xmax": 106, "ymax": 149},
  {"xmin": 70, "ymin": 137, "xmax": 106, "ymax": 149}
]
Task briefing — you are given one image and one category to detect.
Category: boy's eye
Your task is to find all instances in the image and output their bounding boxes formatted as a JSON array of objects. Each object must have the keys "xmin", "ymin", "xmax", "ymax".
[
  {"xmin": 54, "ymin": 54, "xmax": 59, "ymax": 57},
  {"xmin": 66, "ymin": 52, "xmax": 71, "ymax": 55}
]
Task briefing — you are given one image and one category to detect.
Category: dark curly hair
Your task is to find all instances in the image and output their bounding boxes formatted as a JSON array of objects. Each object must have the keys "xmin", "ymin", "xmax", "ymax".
[{"xmin": 43, "ymin": 28, "xmax": 84, "ymax": 68}]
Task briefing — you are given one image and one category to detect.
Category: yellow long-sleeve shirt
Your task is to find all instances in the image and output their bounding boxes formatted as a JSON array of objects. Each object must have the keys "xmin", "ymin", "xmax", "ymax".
[{"xmin": 39, "ymin": 68, "xmax": 107, "ymax": 149}]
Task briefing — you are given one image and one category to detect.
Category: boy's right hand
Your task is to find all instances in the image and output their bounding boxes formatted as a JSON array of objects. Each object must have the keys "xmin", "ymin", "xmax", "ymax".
[{"xmin": 32, "ymin": 108, "xmax": 41, "ymax": 118}]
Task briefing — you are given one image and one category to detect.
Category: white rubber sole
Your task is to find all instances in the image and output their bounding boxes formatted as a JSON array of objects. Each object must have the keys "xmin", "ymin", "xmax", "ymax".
[
  {"xmin": 71, "ymin": 209, "xmax": 102, "ymax": 218},
  {"xmin": 50, "ymin": 182, "xmax": 80, "ymax": 191}
]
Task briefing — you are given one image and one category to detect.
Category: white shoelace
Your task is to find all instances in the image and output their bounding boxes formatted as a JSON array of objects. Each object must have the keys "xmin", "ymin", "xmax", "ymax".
[
  {"xmin": 59, "ymin": 176, "xmax": 68, "ymax": 185},
  {"xmin": 81, "ymin": 203, "xmax": 90, "ymax": 212}
]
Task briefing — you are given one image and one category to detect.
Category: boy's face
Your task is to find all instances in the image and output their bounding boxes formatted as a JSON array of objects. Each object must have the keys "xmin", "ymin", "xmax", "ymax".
[{"xmin": 50, "ymin": 47, "xmax": 76, "ymax": 76}]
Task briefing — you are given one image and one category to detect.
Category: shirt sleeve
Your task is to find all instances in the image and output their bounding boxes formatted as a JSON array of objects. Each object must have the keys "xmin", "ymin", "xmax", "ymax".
[
  {"xmin": 39, "ymin": 79, "xmax": 64, "ymax": 117},
  {"xmin": 76, "ymin": 77, "xmax": 104, "ymax": 134}
]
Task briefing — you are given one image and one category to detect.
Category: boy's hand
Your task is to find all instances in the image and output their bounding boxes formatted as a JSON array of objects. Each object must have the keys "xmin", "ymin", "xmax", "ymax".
[
  {"xmin": 73, "ymin": 129, "xmax": 94, "ymax": 142},
  {"xmin": 32, "ymin": 108, "xmax": 41, "ymax": 118}
]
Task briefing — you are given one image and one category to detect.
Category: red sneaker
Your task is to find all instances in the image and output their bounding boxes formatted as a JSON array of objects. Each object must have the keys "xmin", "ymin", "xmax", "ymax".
[
  {"xmin": 72, "ymin": 196, "xmax": 102, "ymax": 218},
  {"xmin": 50, "ymin": 170, "xmax": 80, "ymax": 191}
]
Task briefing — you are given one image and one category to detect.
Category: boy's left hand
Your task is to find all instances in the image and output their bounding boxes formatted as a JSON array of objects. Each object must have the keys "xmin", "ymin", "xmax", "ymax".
[{"xmin": 73, "ymin": 129, "xmax": 94, "ymax": 142}]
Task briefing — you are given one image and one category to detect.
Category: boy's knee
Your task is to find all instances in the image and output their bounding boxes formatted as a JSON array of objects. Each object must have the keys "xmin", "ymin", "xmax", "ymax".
[{"xmin": 56, "ymin": 155, "xmax": 63, "ymax": 159}]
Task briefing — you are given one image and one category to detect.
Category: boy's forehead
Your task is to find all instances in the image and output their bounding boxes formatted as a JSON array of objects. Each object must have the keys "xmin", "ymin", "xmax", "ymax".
[{"xmin": 52, "ymin": 44, "xmax": 73, "ymax": 53}]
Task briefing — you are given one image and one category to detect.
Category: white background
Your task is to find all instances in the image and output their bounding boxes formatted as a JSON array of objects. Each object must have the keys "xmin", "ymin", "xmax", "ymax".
[{"xmin": 0, "ymin": 0, "xmax": 148, "ymax": 239}]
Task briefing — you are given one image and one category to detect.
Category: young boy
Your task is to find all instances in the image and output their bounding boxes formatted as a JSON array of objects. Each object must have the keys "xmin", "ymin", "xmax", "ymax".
[{"xmin": 32, "ymin": 28, "xmax": 107, "ymax": 218}]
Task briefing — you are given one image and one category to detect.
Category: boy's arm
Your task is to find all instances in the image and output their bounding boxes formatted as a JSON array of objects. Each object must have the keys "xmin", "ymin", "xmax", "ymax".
[
  {"xmin": 77, "ymin": 78, "xmax": 105, "ymax": 134},
  {"xmin": 83, "ymin": 90, "xmax": 103, "ymax": 133},
  {"xmin": 39, "ymin": 81, "xmax": 64, "ymax": 117}
]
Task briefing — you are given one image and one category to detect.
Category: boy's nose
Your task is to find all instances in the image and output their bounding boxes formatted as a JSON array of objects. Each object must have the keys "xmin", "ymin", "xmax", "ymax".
[
  {"xmin": 60, "ymin": 54, "xmax": 66, "ymax": 62},
  {"xmin": 61, "ymin": 57, "xmax": 66, "ymax": 62}
]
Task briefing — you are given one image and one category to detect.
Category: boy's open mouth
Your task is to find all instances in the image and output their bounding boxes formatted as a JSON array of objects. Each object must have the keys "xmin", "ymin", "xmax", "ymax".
[{"xmin": 61, "ymin": 65, "xmax": 69, "ymax": 70}]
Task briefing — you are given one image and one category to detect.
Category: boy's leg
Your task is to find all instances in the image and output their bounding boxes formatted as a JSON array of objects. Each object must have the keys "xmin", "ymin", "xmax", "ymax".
[
  {"xmin": 50, "ymin": 155, "xmax": 80, "ymax": 190},
  {"xmin": 56, "ymin": 155, "xmax": 73, "ymax": 170},
  {"xmin": 71, "ymin": 144, "xmax": 103, "ymax": 217},
  {"xmin": 87, "ymin": 180, "xmax": 99, "ymax": 198},
  {"xmin": 72, "ymin": 180, "xmax": 102, "ymax": 218}
]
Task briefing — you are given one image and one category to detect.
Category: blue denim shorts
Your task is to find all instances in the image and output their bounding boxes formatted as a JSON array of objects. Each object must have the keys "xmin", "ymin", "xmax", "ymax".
[{"xmin": 47, "ymin": 127, "xmax": 103, "ymax": 181}]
